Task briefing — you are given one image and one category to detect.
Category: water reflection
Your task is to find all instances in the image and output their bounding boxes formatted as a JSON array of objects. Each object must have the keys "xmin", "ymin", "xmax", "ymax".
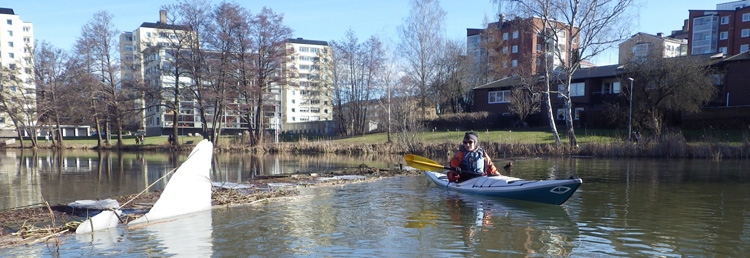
[
  {"xmin": 0, "ymin": 150, "xmax": 405, "ymax": 210},
  {"xmin": 3, "ymin": 151, "xmax": 750, "ymax": 256}
]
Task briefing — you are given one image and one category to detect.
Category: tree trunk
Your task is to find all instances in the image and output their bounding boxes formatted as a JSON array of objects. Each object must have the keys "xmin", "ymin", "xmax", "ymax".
[
  {"xmin": 543, "ymin": 86, "xmax": 561, "ymax": 145},
  {"xmin": 563, "ymin": 99, "xmax": 578, "ymax": 147}
]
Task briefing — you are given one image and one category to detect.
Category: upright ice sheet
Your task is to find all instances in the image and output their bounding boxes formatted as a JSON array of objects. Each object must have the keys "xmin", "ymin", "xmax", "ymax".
[{"xmin": 129, "ymin": 139, "xmax": 213, "ymax": 224}]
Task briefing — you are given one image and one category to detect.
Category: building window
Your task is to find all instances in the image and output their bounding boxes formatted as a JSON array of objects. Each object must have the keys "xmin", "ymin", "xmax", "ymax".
[
  {"xmin": 556, "ymin": 109, "xmax": 565, "ymax": 120},
  {"xmin": 742, "ymin": 29, "xmax": 750, "ymax": 38},
  {"xmin": 741, "ymin": 44, "xmax": 749, "ymax": 52},
  {"xmin": 719, "ymin": 47, "xmax": 727, "ymax": 54},
  {"xmin": 291, "ymin": 108, "xmax": 295, "ymax": 112},
  {"xmin": 502, "ymin": 32, "xmax": 508, "ymax": 40},
  {"xmin": 6, "ymin": 19, "xmax": 11, "ymax": 25},
  {"xmin": 574, "ymin": 107, "xmax": 584, "ymax": 120},
  {"xmin": 7, "ymin": 30, "xmax": 12, "ymax": 36},
  {"xmin": 488, "ymin": 90, "xmax": 511, "ymax": 103},
  {"xmin": 23, "ymin": 26, "xmax": 30, "ymax": 32},
  {"xmin": 600, "ymin": 81, "xmax": 620, "ymax": 94},
  {"xmin": 632, "ymin": 43, "xmax": 649, "ymax": 59},
  {"xmin": 23, "ymin": 37, "xmax": 30, "ymax": 43},
  {"xmin": 512, "ymin": 31, "xmax": 519, "ymax": 39},
  {"xmin": 502, "ymin": 47, "xmax": 508, "ymax": 54},
  {"xmin": 512, "ymin": 45, "xmax": 518, "ymax": 53},
  {"xmin": 559, "ymin": 82, "xmax": 585, "ymax": 97},
  {"xmin": 744, "ymin": 13, "xmax": 750, "ymax": 22},
  {"xmin": 536, "ymin": 44, "xmax": 541, "ymax": 52},
  {"xmin": 511, "ymin": 60, "xmax": 518, "ymax": 67},
  {"xmin": 720, "ymin": 31, "xmax": 728, "ymax": 40},
  {"xmin": 8, "ymin": 42, "xmax": 13, "ymax": 47},
  {"xmin": 8, "ymin": 53, "xmax": 13, "ymax": 58},
  {"xmin": 721, "ymin": 16, "xmax": 729, "ymax": 24}
]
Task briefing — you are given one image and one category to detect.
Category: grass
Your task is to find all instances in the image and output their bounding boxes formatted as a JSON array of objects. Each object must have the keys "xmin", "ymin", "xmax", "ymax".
[
  {"xmin": 329, "ymin": 129, "xmax": 625, "ymax": 145},
  {"xmin": 17, "ymin": 128, "xmax": 750, "ymax": 148}
]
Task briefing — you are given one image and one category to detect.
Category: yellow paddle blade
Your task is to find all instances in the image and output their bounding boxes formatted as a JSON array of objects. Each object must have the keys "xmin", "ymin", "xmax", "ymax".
[{"xmin": 404, "ymin": 154, "xmax": 446, "ymax": 171}]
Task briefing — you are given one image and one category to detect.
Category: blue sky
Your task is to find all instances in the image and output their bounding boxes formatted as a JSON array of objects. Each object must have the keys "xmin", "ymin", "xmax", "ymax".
[{"xmin": 6, "ymin": 0, "xmax": 724, "ymax": 65}]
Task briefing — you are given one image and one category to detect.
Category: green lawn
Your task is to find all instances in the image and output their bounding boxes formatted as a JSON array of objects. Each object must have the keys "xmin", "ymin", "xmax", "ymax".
[
  {"xmin": 28, "ymin": 128, "xmax": 750, "ymax": 147},
  {"xmin": 329, "ymin": 129, "xmax": 625, "ymax": 145},
  {"xmin": 328, "ymin": 129, "xmax": 750, "ymax": 145}
]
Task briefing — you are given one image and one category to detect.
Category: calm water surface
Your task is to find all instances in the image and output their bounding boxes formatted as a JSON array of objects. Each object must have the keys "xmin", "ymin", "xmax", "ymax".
[{"xmin": 1, "ymin": 150, "xmax": 749, "ymax": 257}]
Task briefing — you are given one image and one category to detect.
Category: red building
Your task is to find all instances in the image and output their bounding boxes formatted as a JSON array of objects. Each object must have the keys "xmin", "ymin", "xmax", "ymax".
[
  {"xmin": 688, "ymin": 6, "xmax": 750, "ymax": 56},
  {"xmin": 467, "ymin": 15, "xmax": 579, "ymax": 82}
]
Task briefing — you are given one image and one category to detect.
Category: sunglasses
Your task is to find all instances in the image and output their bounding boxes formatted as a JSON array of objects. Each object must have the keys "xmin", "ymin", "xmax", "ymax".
[{"xmin": 463, "ymin": 141, "xmax": 474, "ymax": 144}]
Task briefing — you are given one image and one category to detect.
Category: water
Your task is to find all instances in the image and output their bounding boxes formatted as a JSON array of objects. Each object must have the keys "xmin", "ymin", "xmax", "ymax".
[{"xmin": 2, "ymin": 150, "xmax": 750, "ymax": 257}]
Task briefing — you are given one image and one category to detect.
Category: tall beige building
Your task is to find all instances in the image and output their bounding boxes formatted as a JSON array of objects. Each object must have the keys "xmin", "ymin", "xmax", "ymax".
[
  {"xmin": 120, "ymin": 11, "xmax": 196, "ymax": 135},
  {"xmin": 0, "ymin": 8, "xmax": 34, "ymax": 136},
  {"xmin": 281, "ymin": 38, "xmax": 334, "ymax": 134},
  {"xmin": 618, "ymin": 32, "xmax": 687, "ymax": 64}
]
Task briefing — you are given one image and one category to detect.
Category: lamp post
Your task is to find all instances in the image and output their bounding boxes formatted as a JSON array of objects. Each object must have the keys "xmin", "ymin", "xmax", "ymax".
[{"xmin": 627, "ymin": 77, "xmax": 634, "ymax": 139}]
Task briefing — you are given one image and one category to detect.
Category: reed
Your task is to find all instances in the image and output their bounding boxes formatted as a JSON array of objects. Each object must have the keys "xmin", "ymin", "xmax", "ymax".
[{"xmin": 240, "ymin": 131, "xmax": 750, "ymax": 160}]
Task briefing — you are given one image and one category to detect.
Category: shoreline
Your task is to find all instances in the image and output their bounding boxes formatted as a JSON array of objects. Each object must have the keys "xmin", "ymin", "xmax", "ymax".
[
  {"xmin": 0, "ymin": 165, "xmax": 420, "ymax": 248},
  {"xmin": 3, "ymin": 136, "xmax": 749, "ymax": 159}
]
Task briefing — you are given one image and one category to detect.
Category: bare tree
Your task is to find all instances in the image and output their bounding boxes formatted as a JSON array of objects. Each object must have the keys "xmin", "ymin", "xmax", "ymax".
[
  {"xmin": 375, "ymin": 47, "xmax": 402, "ymax": 143},
  {"xmin": 34, "ymin": 41, "xmax": 69, "ymax": 147},
  {"xmin": 503, "ymin": 0, "xmax": 634, "ymax": 146},
  {"xmin": 432, "ymin": 39, "xmax": 471, "ymax": 114},
  {"xmin": 246, "ymin": 7, "xmax": 292, "ymax": 146},
  {"xmin": 202, "ymin": 2, "xmax": 251, "ymax": 144},
  {"xmin": 78, "ymin": 11, "xmax": 135, "ymax": 147},
  {"xmin": 0, "ymin": 53, "xmax": 39, "ymax": 147},
  {"xmin": 398, "ymin": 0, "xmax": 446, "ymax": 121},
  {"xmin": 328, "ymin": 30, "xmax": 385, "ymax": 135},
  {"xmin": 625, "ymin": 55, "xmax": 716, "ymax": 135},
  {"xmin": 146, "ymin": 3, "xmax": 208, "ymax": 145},
  {"xmin": 509, "ymin": 87, "xmax": 541, "ymax": 127}
]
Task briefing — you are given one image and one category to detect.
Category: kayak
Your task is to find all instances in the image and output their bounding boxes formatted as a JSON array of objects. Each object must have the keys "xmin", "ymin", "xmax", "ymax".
[{"xmin": 423, "ymin": 170, "xmax": 582, "ymax": 205}]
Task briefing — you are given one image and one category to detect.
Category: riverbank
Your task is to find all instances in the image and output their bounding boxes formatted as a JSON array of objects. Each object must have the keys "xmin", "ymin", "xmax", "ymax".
[
  {"xmin": 0, "ymin": 164, "xmax": 420, "ymax": 248},
  {"xmin": 3, "ymin": 130, "xmax": 750, "ymax": 159}
]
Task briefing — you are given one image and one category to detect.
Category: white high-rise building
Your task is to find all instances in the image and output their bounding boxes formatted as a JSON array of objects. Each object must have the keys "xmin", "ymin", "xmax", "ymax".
[
  {"xmin": 0, "ymin": 8, "xmax": 34, "ymax": 135},
  {"xmin": 281, "ymin": 38, "xmax": 333, "ymax": 134},
  {"xmin": 120, "ymin": 10, "xmax": 196, "ymax": 135}
]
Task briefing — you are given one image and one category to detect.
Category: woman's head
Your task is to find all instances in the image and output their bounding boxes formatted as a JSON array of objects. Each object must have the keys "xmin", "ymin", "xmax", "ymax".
[{"xmin": 463, "ymin": 132, "xmax": 478, "ymax": 151}]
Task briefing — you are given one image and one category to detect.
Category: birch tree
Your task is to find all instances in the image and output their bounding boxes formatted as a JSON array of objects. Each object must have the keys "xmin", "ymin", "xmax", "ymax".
[
  {"xmin": 78, "ymin": 11, "xmax": 134, "ymax": 147},
  {"xmin": 398, "ymin": 0, "xmax": 446, "ymax": 121},
  {"xmin": 502, "ymin": 0, "xmax": 634, "ymax": 146}
]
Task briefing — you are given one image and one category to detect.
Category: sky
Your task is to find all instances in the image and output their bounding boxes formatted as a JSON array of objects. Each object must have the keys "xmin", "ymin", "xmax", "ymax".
[{"xmin": 5, "ymin": 0, "xmax": 727, "ymax": 66}]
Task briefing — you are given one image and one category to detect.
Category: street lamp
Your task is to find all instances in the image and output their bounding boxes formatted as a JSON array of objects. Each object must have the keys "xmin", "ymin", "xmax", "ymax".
[{"xmin": 627, "ymin": 77, "xmax": 634, "ymax": 139}]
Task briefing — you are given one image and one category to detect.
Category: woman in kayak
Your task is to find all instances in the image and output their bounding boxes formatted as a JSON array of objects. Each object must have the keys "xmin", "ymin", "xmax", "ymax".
[{"xmin": 447, "ymin": 132, "xmax": 499, "ymax": 183}]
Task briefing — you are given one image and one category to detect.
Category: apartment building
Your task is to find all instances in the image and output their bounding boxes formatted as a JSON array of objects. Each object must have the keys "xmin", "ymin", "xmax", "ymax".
[
  {"xmin": 120, "ymin": 10, "xmax": 197, "ymax": 135},
  {"xmin": 122, "ymin": 11, "xmax": 247, "ymax": 136},
  {"xmin": 281, "ymin": 38, "xmax": 333, "ymax": 135},
  {"xmin": 0, "ymin": 8, "xmax": 34, "ymax": 136},
  {"xmin": 467, "ymin": 15, "xmax": 578, "ymax": 82},
  {"xmin": 618, "ymin": 32, "xmax": 687, "ymax": 64},
  {"xmin": 688, "ymin": 1, "xmax": 750, "ymax": 56}
]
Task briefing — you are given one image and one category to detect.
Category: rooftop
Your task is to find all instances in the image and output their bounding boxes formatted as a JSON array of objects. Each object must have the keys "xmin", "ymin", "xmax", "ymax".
[{"xmin": 287, "ymin": 38, "xmax": 328, "ymax": 46}]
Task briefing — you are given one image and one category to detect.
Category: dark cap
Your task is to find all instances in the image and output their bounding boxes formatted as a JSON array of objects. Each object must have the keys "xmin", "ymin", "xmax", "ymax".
[{"xmin": 464, "ymin": 132, "xmax": 478, "ymax": 143}]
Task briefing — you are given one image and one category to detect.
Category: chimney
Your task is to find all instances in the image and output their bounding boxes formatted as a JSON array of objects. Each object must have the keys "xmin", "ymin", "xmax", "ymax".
[
  {"xmin": 657, "ymin": 32, "xmax": 664, "ymax": 38},
  {"xmin": 159, "ymin": 10, "xmax": 167, "ymax": 24}
]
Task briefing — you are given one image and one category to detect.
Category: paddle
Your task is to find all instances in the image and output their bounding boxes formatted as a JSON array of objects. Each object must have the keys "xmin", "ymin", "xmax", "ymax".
[{"xmin": 404, "ymin": 154, "xmax": 450, "ymax": 172}]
